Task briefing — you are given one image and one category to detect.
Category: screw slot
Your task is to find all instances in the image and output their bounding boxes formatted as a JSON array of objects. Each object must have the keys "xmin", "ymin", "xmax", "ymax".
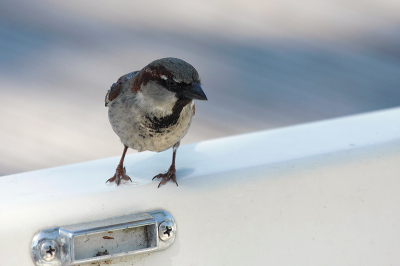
[
  {"xmin": 46, "ymin": 246, "xmax": 55, "ymax": 256},
  {"xmin": 164, "ymin": 226, "xmax": 172, "ymax": 237}
]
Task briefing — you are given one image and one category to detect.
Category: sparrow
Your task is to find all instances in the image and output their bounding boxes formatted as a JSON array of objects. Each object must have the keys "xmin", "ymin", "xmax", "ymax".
[{"xmin": 105, "ymin": 57, "xmax": 207, "ymax": 187}]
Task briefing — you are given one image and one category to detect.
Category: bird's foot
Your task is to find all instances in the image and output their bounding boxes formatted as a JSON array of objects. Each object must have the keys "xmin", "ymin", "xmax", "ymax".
[
  {"xmin": 152, "ymin": 165, "xmax": 178, "ymax": 188},
  {"xmin": 106, "ymin": 166, "xmax": 132, "ymax": 186}
]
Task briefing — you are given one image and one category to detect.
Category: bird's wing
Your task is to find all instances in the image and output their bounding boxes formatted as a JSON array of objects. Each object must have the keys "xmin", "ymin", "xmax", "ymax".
[{"xmin": 105, "ymin": 71, "xmax": 139, "ymax": 107}]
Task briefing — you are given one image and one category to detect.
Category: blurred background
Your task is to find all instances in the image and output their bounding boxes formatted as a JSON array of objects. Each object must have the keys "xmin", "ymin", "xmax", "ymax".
[{"xmin": 1, "ymin": 0, "xmax": 399, "ymax": 176}]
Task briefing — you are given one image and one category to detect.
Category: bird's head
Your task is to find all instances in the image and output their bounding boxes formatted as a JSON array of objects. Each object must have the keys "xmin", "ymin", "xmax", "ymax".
[{"xmin": 132, "ymin": 58, "xmax": 207, "ymax": 112}]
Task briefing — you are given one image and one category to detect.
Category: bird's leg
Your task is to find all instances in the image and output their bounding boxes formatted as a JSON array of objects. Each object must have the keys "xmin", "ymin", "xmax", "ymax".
[
  {"xmin": 152, "ymin": 141, "xmax": 180, "ymax": 188},
  {"xmin": 106, "ymin": 145, "xmax": 132, "ymax": 186}
]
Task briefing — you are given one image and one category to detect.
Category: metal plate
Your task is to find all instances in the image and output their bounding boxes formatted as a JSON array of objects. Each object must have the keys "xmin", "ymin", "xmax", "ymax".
[{"xmin": 31, "ymin": 210, "xmax": 176, "ymax": 266}]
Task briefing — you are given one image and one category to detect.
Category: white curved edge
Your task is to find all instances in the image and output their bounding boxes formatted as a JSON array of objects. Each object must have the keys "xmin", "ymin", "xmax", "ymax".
[{"xmin": 1, "ymin": 107, "xmax": 400, "ymax": 265}]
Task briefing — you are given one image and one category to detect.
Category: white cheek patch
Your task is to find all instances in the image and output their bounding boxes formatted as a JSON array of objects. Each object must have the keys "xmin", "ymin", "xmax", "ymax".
[
  {"xmin": 136, "ymin": 85, "xmax": 178, "ymax": 116},
  {"xmin": 135, "ymin": 91, "xmax": 145, "ymax": 105},
  {"xmin": 160, "ymin": 75, "xmax": 168, "ymax": 80}
]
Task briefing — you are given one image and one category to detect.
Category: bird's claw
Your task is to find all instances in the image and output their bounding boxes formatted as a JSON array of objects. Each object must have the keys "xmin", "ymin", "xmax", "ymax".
[
  {"xmin": 106, "ymin": 166, "xmax": 132, "ymax": 186},
  {"xmin": 152, "ymin": 166, "xmax": 178, "ymax": 188}
]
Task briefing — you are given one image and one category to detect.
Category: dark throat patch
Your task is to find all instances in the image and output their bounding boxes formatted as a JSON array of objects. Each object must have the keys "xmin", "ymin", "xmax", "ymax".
[{"xmin": 145, "ymin": 98, "xmax": 192, "ymax": 133}]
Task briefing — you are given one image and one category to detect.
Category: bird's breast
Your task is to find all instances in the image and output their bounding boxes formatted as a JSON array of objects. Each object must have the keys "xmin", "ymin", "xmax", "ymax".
[{"xmin": 108, "ymin": 99, "xmax": 194, "ymax": 152}]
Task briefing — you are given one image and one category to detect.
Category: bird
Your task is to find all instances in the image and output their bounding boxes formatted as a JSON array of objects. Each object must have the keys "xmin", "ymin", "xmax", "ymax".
[{"xmin": 105, "ymin": 57, "xmax": 207, "ymax": 187}]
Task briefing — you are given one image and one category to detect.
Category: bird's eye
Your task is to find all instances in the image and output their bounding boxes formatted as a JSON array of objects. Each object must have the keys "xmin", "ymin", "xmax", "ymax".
[{"xmin": 166, "ymin": 80, "xmax": 176, "ymax": 88}]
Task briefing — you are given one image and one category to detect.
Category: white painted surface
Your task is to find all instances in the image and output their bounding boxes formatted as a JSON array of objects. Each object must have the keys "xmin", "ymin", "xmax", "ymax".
[{"xmin": 1, "ymin": 108, "xmax": 400, "ymax": 265}]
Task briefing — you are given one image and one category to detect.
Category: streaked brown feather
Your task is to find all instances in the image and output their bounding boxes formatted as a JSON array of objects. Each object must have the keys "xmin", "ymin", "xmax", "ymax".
[
  {"xmin": 132, "ymin": 65, "xmax": 172, "ymax": 93},
  {"xmin": 105, "ymin": 71, "xmax": 138, "ymax": 106}
]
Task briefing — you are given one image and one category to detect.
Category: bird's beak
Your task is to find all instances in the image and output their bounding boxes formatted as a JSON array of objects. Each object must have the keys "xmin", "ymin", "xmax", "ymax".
[{"xmin": 182, "ymin": 82, "xmax": 208, "ymax": 100}]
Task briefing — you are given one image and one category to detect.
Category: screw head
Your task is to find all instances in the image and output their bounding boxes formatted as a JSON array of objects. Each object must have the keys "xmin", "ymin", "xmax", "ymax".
[
  {"xmin": 158, "ymin": 220, "xmax": 174, "ymax": 241},
  {"xmin": 40, "ymin": 241, "xmax": 57, "ymax": 261}
]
